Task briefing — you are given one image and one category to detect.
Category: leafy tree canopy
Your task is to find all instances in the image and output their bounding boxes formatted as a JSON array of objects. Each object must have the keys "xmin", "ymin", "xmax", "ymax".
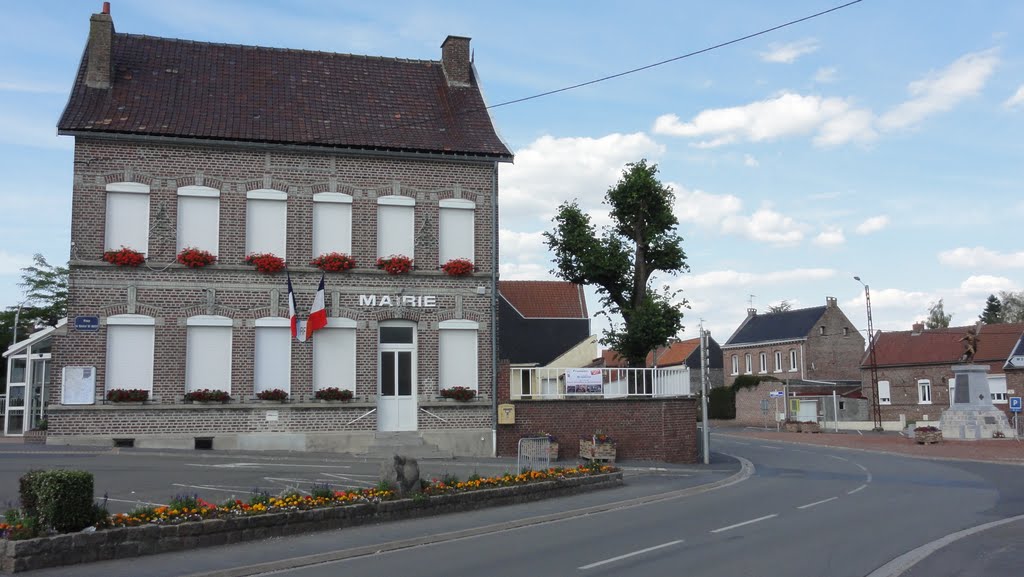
[
  {"xmin": 545, "ymin": 160, "xmax": 689, "ymax": 367},
  {"xmin": 766, "ymin": 300, "xmax": 793, "ymax": 313},
  {"xmin": 925, "ymin": 298, "xmax": 952, "ymax": 329},
  {"xmin": 998, "ymin": 290, "xmax": 1024, "ymax": 323}
]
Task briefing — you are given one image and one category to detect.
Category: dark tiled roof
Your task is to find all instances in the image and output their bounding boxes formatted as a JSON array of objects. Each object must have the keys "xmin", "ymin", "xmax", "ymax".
[
  {"xmin": 498, "ymin": 281, "xmax": 588, "ymax": 319},
  {"xmin": 724, "ymin": 306, "xmax": 827, "ymax": 347},
  {"xmin": 58, "ymin": 34, "xmax": 512, "ymax": 158},
  {"xmin": 865, "ymin": 323, "xmax": 1024, "ymax": 367}
]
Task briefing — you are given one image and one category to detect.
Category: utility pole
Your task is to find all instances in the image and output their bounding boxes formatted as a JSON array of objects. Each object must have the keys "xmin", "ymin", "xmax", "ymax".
[
  {"xmin": 700, "ymin": 321, "xmax": 710, "ymax": 465},
  {"xmin": 855, "ymin": 276, "xmax": 883, "ymax": 431}
]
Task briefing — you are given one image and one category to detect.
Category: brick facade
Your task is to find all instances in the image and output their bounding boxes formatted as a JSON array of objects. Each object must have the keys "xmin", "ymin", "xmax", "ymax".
[{"xmin": 52, "ymin": 138, "xmax": 502, "ymax": 455}]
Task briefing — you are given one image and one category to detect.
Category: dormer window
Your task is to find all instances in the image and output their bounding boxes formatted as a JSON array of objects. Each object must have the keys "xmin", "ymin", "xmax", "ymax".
[{"xmin": 819, "ymin": 326, "xmax": 825, "ymax": 336}]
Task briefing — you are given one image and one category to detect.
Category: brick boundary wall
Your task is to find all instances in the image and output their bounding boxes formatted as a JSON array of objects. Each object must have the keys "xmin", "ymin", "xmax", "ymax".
[
  {"xmin": 0, "ymin": 472, "xmax": 622, "ymax": 573},
  {"xmin": 496, "ymin": 398, "xmax": 698, "ymax": 463}
]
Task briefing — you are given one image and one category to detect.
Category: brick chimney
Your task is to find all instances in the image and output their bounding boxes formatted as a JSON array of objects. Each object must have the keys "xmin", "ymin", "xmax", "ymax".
[
  {"xmin": 441, "ymin": 36, "xmax": 472, "ymax": 86},
  {"xmin": 826, "ymin": 296, "xmax": 837, "ymax": 308},
  {"xmin": 86, "ymin": 3, "xmax": 115, "ymax": 89},
  {"xmin": 912, "ymin": 322, "xmax": 924, "ymax": 335},
  {"xmin": 747, "ymin": 308, "xmax": 757, "ymax": 317}
]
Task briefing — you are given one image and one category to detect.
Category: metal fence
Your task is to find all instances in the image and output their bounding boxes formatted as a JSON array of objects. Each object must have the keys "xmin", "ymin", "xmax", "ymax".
[
  {"xmin": 510, "ymin": 366, "xmax": 691, "ymax": 400},
  {"xmin": 517, "ymin": 436, "xmax": 551, "ymax": 473}
]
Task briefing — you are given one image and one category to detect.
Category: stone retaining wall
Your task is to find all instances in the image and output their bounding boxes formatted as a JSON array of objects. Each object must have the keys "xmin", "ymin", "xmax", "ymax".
[{"xmin": 1, "ymin": 472, "xmax": 622, "ymax": 573}]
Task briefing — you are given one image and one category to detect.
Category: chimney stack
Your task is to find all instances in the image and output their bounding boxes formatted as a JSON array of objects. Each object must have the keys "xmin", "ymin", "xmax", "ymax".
[
  {"xmin": 826, "ymin": 296, "xmax": 837, "ymax": 308},
  {"xmin": 86, "ymin": 3, "xmax": 115, "ymax": 89},
  {"xmin": 747, "ymin": 308, "xmax": 757, "ymax": 317},
  {"xmin": 441, "ymin": 36, "xmax": 472, "ymax": 86},
  {"xmin": 912, "ymin": 322, "xmax": 924, "ymax": 334}
]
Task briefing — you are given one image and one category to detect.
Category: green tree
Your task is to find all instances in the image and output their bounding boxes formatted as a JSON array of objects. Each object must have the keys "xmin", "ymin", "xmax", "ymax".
[
  {"xmin": 925, "ymin": 298, "xmax": 952, "ymax": 329},
  {"xmin": 766, "ymin": 300, "xmax": 793, "ymax": 313},
  {"xmin": 545, "ymin": 160, "xmax": 689, "ymax": 367},
  {"xmin": 998, "ymin": 290, "xmax": 1024, "ymax": 323},
  {"xmin": 17, "ymin": 254, "xmax": 68, "ymax": 327},
  {"xmin": 979, "ymin": 294, "xmax": 1003, "ymax": 324}
]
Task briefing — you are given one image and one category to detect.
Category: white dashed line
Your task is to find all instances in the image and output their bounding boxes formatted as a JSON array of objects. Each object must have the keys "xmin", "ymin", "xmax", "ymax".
[
  {"xmin": 579, "ymin": 540, "xmax": 684, "ymax": 570},
  {"xmin": 797, "ymin": 497, "xmax": 838, "ymax": 509},
  {"xmin": 848, "ymin": 484, "xmax": 868, "ymax": 495},
  {"xmin": 710, "ymin": 514, "xmax": 778, "ymax": 533},
  {"xmin": 758, "ymin": 445, "xmax": 782, "ymax": 450}
]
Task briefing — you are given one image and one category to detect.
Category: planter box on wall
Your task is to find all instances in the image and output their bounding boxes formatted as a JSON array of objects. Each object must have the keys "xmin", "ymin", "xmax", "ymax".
[
  {"xmin": 23, "ymin": 430, "xmax": 46, "ymax": 445},
  {"xmin": 916, "ymin": 430, "xmax": 942, "ymax": 444},
  {"xmin": 579, "ymin": 440, "xmax": 616, "ymax": 462}
]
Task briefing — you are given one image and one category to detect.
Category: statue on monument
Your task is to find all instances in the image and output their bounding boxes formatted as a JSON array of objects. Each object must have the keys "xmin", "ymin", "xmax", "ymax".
[{"xmin": 958, "ymin": 327, "xmax": 979, "ymax": 363}]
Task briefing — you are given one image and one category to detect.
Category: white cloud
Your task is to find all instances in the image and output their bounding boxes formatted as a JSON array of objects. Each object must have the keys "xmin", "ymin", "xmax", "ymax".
[
  {"xmin": 959, "ymin": 275, "xmax": 1018, "ymax": 295},
  {"xmin": 672, "ymin": 186, "xmax": 743, "ymax": 226},
  {"xmin": 499, "ymin": 262, "xmax": 555, "ymax": 281},
  {"xmin": 743, "ymin": 154, "xmax": 759, "ymax": 167},
  {"xmin": 0, "ymin": 251, "xmax": 33, "ymax": 275},
  {"xmin": 0, "ymin": 81, "xmax": 66, "ymax": 94},
  {"xmin": 814, "ymin": 67, "xmax": 838, "ymax": 83},
  {"xmin": 500, "ymin": 133, "xmax": 664, "ymax": 222},
  {"xmin": 813, "ymin": 227, "xmax": 845, "ymax": 246},
  {"xmin": 759, "ymin": 39, "xmax": 819, "ymax": 64},
  {"xmin": 653, "ymin": 92, "xmax": 874, "ymax": 148},
  {"xmin": 679, "ymin": 268, "xmax": 836, "ymax": 289},
  {"xmin": 879, "ymin": 49, "xmax": 999, "ymax": 131},
  {"xmin": 938, "ymin": 246, "xmax": 1024, "ymax": 268},
  {"xmin": 855, "ymin": 215, "xmax": 890, "ymax": 235},
  {"xmin": 1005, "ymin": 85, "xmax": 1024, "ymax": 109},
  {"xmin": 845, "ymin": 287, "xmax": 935, "ymax": 310},
  {"xmin": 721, "ymin": 208, "xmax": 807, "ymax": 245},
  {"xmin": 498, "ymin": 229, "xmax": 548, "ymax": 263}
]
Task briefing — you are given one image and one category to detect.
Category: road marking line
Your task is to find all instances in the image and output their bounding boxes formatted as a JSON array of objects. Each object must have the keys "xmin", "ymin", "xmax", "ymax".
[
  {"xmin": 186, "ymin": 463, "xmax": 352, "ymax": 469},
  {"xmin": 758, "ymin": 445, "xmax": 782, "ymax": 450},
  {"xmin": 103, "ymin": 497, "xmax": 166, "ymax": 507},
  {"xmin": 797, "ymin": 497, "xmax": 837, "ymax": 509},
  {"xmin": 172, "ymin": 483, "xmax": 248, "ymax": 494},
  {"xmin": 848, "ymin": 484, "xmax": 868, "ymax": 494},
  {"xmin": 710, "ymin": 514, "xmax": 777, "ymax": 533},
  {"xmin": 578, "ymin": 540, "xmax": 683, "ymax": 570},
  {"xmin": 856, "ymin": 430, "xmax": 863, "ymax": 435},
  {"xmin": 829, "ymin": 455, "xmax": 849, "ymax": 462}
]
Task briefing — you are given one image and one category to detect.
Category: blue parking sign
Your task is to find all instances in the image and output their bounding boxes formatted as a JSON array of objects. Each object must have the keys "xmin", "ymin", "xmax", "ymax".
[{"xmin": 1010, "ymin": 397, "xmax": 1022, "ymax": 412}]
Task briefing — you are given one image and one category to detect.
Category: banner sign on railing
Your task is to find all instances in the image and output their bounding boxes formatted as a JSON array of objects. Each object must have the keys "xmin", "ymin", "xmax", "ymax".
[{"xmin": 565, "ymin": 369, "xmax": 603, "ymax": 394}]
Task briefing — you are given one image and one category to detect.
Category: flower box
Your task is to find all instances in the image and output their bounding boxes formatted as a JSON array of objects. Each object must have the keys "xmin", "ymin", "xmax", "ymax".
[
  {"xmin": 377, "ymin": 254, "xmax": 413, "ymax": 275},
  {"xmin": 106, "ymin": 388, "xmax": 150, "ymax": 403},
  {"xmin": 915, "ymin": 426, "xmax": 942, "ymax": 444},
  {"xmin": 184, "ymin": 389, "xmax": 231, "ymax": 403},
  {"xmin": 440, "ymin": 258, "xmax": 474, "ymax": 277},
  {"xmin": 800, "ymin": 421, "xmax": 820, "ymax": 433},
  {"xmin": 784, "ymin": 421, "xmax": 801, "ymax": 433},
  {"xmin": 177, "ymin": 247, "xmax": 216, "ymax": 268},
  {"xmin": 103, "ymin": 247, "xmax": 145, "ymax": 267},
  {"xmin": 255, "ymin": 388, "xmax": 289, "ymax": 402},
  {"xmin": 579, "ymin": 439, "xmax": 616, "ymax": 462},
  {"xmin": 314, "ymin": 387, "xmax": 354, "ymax": 402},
  {"xmin": 311, "ymin": 252, "xmax": 356, "ymax": 272},
  {"xmin": 440, "ymin": 386, "xmax": 476, "ymax": 402},
  {"xmin": 245, "ymin": 253, "xmax": 286, "ymax": 274}
]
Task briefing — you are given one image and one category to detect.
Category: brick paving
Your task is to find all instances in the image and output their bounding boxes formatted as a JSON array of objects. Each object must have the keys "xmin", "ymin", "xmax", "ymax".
[{"xmin": 718, "ymin": 427, "xmax": 1024, "ymax": 464}]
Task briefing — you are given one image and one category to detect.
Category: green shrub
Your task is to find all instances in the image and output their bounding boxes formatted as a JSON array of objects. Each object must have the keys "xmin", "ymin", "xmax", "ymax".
[
  {"xmin": 708, "ymin": 387, "xmax": 736, "ymax": 419},
  {"xmin": 168, "ymin": 493, "xmax": 200, "ymax": 511},
  {"xmin": 35, "ymin": 470, "xmax": 95, "ymax": 533},
  {"xmin": 310, "ymin": 483, "xmax": 333, "ymax": 499},
  {"xmin": 18, "ymin": 469, "xmax": 44, "ymax": 517}
]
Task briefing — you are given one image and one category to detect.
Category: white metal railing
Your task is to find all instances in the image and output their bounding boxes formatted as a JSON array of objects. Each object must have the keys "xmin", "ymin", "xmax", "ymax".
[{"xmin": 510, "ymin": 367, "xmax": 692, "ymax": 400}]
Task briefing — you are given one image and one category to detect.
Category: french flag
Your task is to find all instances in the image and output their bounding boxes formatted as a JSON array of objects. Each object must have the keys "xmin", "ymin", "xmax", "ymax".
[
  {"xmin": 306, "ymin": 273, "xmax": 328, "ymax": 340},
  {"xmin": 287, "ymin": 272, "xmax": 305, "ymax": 342}
]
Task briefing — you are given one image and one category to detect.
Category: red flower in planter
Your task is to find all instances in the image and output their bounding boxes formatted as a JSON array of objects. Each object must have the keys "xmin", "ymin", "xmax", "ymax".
[
  {"xmin": 103, "ymin": 247, "xmax": 146, "ymax": 267},
  {"xmin": 314, "ymin": 387, "xmax": 354, "ymax": 401},
  {"xmin": 106, "ymin": 389, "xmax": 150, "ymax": 403},
  {"xmin": 310, "ymin": 252, "xmax": 357, "ymax": 272},
  {"xmin": 376, "ymin": 254, "xmax": 413, "ymax": 275},
  {"xmin": 177, "ymin": 247, "xmax": 217, "ymax": 268},
  {"xmin": 255, "ymin": 388, "xmax": 289, "ymax": 401},
  {"xmin": 183, "ymin": 389, "xmax": 231, "ymax": 403},
  {"xmin": 440, "ymin": 386, "xmax": 476, "ymax": 402},
  {"xmin": 245, "ymin": 253, "xmax": 286, "ymax": 274},
  {"xmin": 441, "ymin": 258, "xmax": 474, "ymax": 277}
]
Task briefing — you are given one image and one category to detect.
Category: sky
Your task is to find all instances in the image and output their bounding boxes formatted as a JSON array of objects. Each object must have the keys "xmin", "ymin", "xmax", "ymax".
[{"xmin": 0, "ymin": 0, "xmax": 1022, "ymax": 346}]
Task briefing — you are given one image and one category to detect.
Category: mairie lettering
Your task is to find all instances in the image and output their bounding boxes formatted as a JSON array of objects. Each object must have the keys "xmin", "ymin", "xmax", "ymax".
[{"xmin": 359, "ymin": 295, "xmax": 437, "ymax": 307}]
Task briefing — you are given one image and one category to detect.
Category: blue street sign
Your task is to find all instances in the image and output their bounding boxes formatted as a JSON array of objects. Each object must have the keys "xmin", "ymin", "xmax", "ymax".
[
  {"xmin": 74, "ymin": 316, "xmax": 100, "ymax": 332},
  {"xmin": 1010, "ymin": 397, "xmax": 1022, "ymax": 413},
  {"xmin": 769, "ymin": 391, "xmax": 784, "ymax": 398}
]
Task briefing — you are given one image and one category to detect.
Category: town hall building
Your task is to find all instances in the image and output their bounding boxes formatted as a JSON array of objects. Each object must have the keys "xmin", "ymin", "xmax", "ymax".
[{"xmin": 47, "ymin": 4, "xmax": 512, "ymax": 456}]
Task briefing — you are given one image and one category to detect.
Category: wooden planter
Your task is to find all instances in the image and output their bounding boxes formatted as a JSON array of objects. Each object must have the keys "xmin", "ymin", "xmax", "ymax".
[
  {"xmin": 23, "ymin": 430, "xmax": 47, "ymax": 445},
  {"xmin": 784, "ymin": 422, "xmax": 801, "ymax": 433},
  {"xmin": 548, "ymin": 442, "xmax": 559, "ymax": 461},
  {"xmin": 801, "ymin": 422, "xmax": 821, "ymax": 434},
  {"xmin": 579, "ymin": 440, "xmax": 616, "ymax": 463},
  {"xmin": 916, "ymin": 430, "xmax": 942, "ymax": 444}
]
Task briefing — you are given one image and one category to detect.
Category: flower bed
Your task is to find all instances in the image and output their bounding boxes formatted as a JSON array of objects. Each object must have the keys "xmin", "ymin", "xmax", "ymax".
[
  {"xmin": 105, "ymin": 389, "xmax": 149, "ymax": 403},
  {"xmin": 183, "ymin": 389, "xmax": 230, "ymax": 403},
  {"xmin": 915, "ymin": 426, "xmax": 942, "ymax": 444},
  {"xmin": 176, "ymin": 247, "xmax": 216, "ymax": 268},
  {"xmin": 439, "ymin": 386, "xmax": 476, "ymax": 402},
  {"xmin": 314, "ymin": 387, "xmax": 354, "ymax": 401},
  {"xmin": 0, "ymin": 468, "xmax": 623, "ymax": 573},
  {"xmin": 255, "ymin": 389, "xmax": 288, "ymax": 402},
  {"xmin": 440, "ymin": 258, "xmax": 474, "ymax": 276},
  {"xmin": 245, "ymin": 253, "xmax": 286, "ymax": 274},
  {"xmin": 376, "ymin": 254, "xmax": 413, "ymax": 275},
  {"xmin": 102, "ymin": 247, "xmax": 145, "ymax": 267},
  {"xmin": 579, "ymin": 439, "xmax": 616, "ymax": 462},
  {"xmin": 311, "ymin": 252, "xmax": 357, "ymax": 272}
]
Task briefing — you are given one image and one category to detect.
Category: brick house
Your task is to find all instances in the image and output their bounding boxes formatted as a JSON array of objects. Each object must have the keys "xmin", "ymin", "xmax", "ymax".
[
  {"xmin": 722, "ymin": 297, "xmax": 865, "ymax": 390},
  {"xmin": 48, "ymin": 6, "xmax": 512, "ymax": 455},
  {"xmin": 1005, "ymin": 334, "xmax": 1024, "ymax": 401},
  {"xmin": 861, "ymin": 322, "xmax": 1024, "ymax": 424}
]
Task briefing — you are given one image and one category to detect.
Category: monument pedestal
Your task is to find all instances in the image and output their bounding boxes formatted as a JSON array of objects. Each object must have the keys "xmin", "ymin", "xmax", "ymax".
[{"xmin": 940, "ymin": 364, "xmax": 1015, "ymax": 440}]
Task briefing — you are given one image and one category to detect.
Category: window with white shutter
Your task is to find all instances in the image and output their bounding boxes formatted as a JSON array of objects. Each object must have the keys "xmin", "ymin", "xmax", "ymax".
[
  {"xmin": 878, "ymin": 380, "xmax": 891, "ymax": 405},
  {"xmin": 313, "ymin": 318, "xmax": 356, "ymax": 391},
  {"xmin": 186, "ymin": 316, "xmax": 233, "ymax": 393},
  {"xmin": 105, "ymin": 315, "xmax": 155, "ymax": 393},
  {"xmin": 177, "ymin": 186, "xmax": 220, "ymax": 254},
  {"xmin": 439, "ymin": 199, "xmax": 474, "ymax": 263},
  {"xmin": 254, "ymin": 317, "xmax": 291, "ymax": 395},
  {"xmin": 105, "ymin": 182, "xmax": 150, "ymax": 255},
  {"xmin": 377, "ymin": 196, "xmax": 415, "ymax": 259},
  {"xmin": 312, "ymin": 193, "xmax": 353, "ymax": 257},
  {"xmin": 246, "ymin": 190, "xmax": 287, "ymax": 258},
  {"xmin": 439, "ymin": 320, "xmax": 478, "ymax": 391}
]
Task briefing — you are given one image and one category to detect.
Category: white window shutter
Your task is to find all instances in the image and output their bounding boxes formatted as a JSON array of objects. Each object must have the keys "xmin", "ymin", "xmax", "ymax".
[
  {"xmin": 878, "ymin": 380, "xmax": 891, "ymax": 405},
  {"xmin": 177, "ymin": 195, "xmax": 220, "ymax": 254},
  {"xmin": 313, "ymin": 326, "xmax": 356, "ymax": 390},
  {"xmin": 254, "ymin": 325, "xmax": 291, "ymax": 394},
  {"xmin": 105, "ymin": 192, "xmax": 150, "ymax": 254},
  {"xmin": 377, "ymin": 202, "xmax": 414, "ymax": 258},
  {"xmin": 439, "ymin": 205, "xmax": 474, "ymax": 263},
  {"xmin": 246, "ymin": 198, "xmax": 287, "ymax": 257},
  {"xmin": 106, "ymin": 323, "xmax": 155, "ymax": 392},
  {"xmin": 313, "ymin": 201, "xmax": 352, "ymax": 256},
  {"xmin": 439, "ymin": 327, "xmax": 478, "ymax": 391},
  {"xmin": 186, "ymin": 324, "xmax": 233, "ymax": 393}
]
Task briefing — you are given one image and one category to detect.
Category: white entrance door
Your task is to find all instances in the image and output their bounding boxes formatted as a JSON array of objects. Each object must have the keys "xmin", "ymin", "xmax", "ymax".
[
  {"xmin": 5, "ymin": 356, "xmax": 27, "ymax": 436},
  {"xmin": 377, "ymin": 322, "xmax": 417, "ymax": 431}
]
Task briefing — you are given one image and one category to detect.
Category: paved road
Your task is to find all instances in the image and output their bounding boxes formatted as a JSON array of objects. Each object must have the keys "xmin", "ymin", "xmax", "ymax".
[{"xmin": 16, "ymin": 434, "xmax": 1024, "ymax": 576}]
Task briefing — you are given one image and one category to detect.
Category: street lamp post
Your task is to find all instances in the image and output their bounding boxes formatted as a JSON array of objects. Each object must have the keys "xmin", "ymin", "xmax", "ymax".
[{"xmin": 855, "ymin": 276, "xmax": 883, "ymax": 431}]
